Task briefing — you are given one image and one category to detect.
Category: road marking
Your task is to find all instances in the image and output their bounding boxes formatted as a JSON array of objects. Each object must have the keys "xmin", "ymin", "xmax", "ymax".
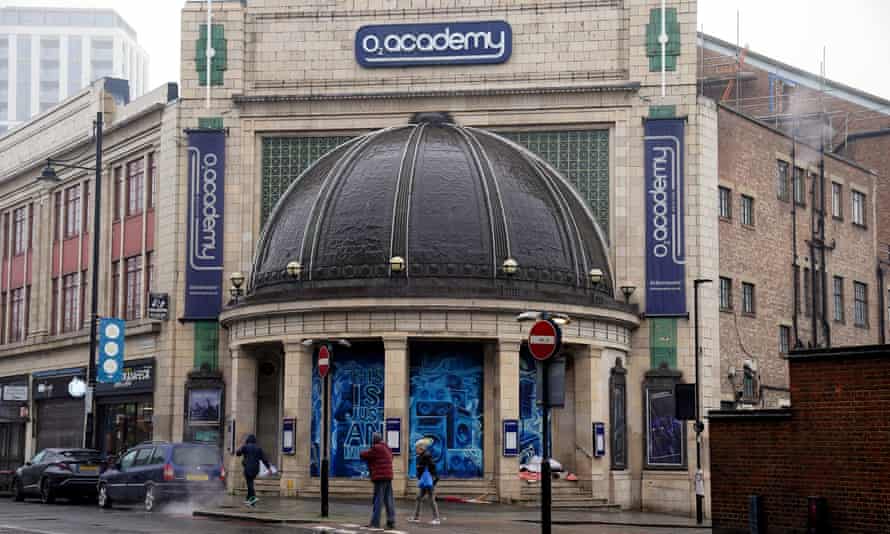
[{"xmin": 0, "ymin": 524, "xmax": 69, "ymax": 534}]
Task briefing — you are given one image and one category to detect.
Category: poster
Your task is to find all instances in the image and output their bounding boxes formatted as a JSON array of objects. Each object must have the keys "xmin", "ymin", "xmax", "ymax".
[
  {"xmin": 645, "ymin": 388, "xmax": 684, "ymax": 467},
  {"xmin": 188, "ymin": 389, "xmax": 222, "ymax": 425},
  {"xmin": 518, "ymin": 347, "xmax": 542, "ymax": 466},
  {"xmin": 409, "ymin": 342, "xmax": 484, "ymax": 479},
  {"xmin": 311, "ymin": 343, "xmax": 385, "ymax": 477}
]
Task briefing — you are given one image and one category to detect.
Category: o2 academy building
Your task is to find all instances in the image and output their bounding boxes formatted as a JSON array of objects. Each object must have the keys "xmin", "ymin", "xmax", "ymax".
[{"xmin": 179, "ymin": 0, "xmax": 717, "ymax": 515}]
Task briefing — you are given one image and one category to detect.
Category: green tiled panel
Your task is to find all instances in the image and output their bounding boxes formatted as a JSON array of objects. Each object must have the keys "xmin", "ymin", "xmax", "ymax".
[
  {"xmin": 646, "ymin": 8, "xmax": 680, "ymax": 72},
  {"xmin": 649, "ymin": 105, "xmax": 677, "ymax": 119},
  {"xmin": 198, "ymin": 117, "xmax": 223, "ymax": 130},
  {"xmin": 261, "ymin": 136, "xmax": 355, "ymax": 224},
  {"xmin": 194, "ymin": 320, "xmax": 220, "ymax": 371},
  {"xmin": 196, "ymin": 24, "xmax": 227, "ymax": 87},
  {"xmin": 649, "ymin": 318, "xmax": 678, "ymax": 369},
  {"xmin": 500, "ymin": 130, "xmax": 610, "ymax": 237}
]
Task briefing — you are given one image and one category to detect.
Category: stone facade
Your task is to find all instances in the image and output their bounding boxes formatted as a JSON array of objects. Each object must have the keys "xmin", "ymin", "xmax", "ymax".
[{"xmin": 176, "ymin": 0, "xmax": 719, "ymax": 517}]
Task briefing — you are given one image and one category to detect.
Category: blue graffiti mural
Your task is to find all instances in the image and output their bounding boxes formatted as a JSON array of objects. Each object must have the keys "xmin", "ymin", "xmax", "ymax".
[
  {"xmin": 311, "ymin": 343, "xmax": 385, "ymax": 477},
  {"xmin": 409, "ymin": 342, "xmax": 484, "ymax": 479},
  {"xmin": 519, "ymin": 347, "xmax": 543, "ymax": 466}
]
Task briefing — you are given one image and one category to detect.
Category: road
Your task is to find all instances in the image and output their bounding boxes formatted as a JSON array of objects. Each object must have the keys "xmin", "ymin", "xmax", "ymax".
[{"xmin": 0, "ymin": 498, "xmax": 288, "ymax": 534}]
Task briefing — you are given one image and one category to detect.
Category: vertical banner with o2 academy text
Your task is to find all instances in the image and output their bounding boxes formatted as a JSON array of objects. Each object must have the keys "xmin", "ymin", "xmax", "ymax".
[
  {"xmin": 644, "ymin": 119, "xmax": 686, "ymax": 316},
  {"xmin": 185, "ymin": 130, "xmax": 225, "ymax": 319}
]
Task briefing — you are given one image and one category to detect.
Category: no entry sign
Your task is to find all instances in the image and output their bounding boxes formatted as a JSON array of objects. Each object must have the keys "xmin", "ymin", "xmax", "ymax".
[
  {"xmin": 528, "ymin": 319, "xmax": 561, "ymax": 361},
  {"xmin": 318, "ymin": 344, "xmax": 331, "ymax": 377}
]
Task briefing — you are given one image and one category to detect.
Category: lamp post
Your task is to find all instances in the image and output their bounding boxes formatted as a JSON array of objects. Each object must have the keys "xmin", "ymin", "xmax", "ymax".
[
  {"xmin": 40, "ymin": 112, "xmax": 104, "ymax": 449},
  {"xmin": 693, "ymin": 278, "xmax": 712, "ymax": 525}
]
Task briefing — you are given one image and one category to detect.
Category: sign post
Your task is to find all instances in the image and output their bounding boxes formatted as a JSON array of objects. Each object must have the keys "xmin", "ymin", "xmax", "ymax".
[
  {"xmin": 318, "ymin": 343, "xmax": 332, "ymax": 518},
  {"xmin": 528, "ymin": 318, "xmax": 561, "ymax": 534}
]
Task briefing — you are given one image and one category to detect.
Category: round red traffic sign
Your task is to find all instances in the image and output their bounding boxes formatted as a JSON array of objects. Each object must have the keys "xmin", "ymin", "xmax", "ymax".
[
  {"xmin": 318, "ymin": 344, "xmax": 331, "ymax": 377},
  {"xmin": 528, "ymin": 319, "xmax": 561, "ymax": 361}
]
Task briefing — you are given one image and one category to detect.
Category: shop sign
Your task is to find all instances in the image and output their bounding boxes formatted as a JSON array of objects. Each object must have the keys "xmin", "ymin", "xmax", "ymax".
[
  {"xmin": 95, "ymin": 359, "xmax": 154, "ymax": 396},
  {"xmin": 2, "ymin": 384, "xmax": 28, "ymax": 401},
  {"xmin": 184, "ymin": 130, "xmax": 226, "ymax": 320},
  {"xmin": 355, "ymin": 21, "xmax": 512, "ymax": 68},
  {"xmin": 644, "ymin": 119, "xmax": 687, "ymax": 316},
  {"xmin": 32, "ymin": 368, "xmax": 86, "ymax": 400},
  {"xmin": 148, "ymin": 293, "xmax": 169, "ymax": 320}
]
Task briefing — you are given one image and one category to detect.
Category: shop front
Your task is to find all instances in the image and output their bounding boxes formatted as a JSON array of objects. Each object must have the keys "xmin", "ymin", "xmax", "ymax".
[
  {"xmin": 95, "ymin": 359, "xmax": 155, "ymax": 457},
  {"xmin": 32, "ymin": 368, "xmax": 86, "ymax": 452},
  {"xmin": 0, "ymin": 375, "xmax": 29, "ymax": 489}
]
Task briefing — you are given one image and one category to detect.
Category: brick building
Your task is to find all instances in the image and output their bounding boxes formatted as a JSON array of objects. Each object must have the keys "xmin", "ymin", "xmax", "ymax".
[{"xmin": 709, "ymin": 344, "xmax": 890, "ymax": 533}]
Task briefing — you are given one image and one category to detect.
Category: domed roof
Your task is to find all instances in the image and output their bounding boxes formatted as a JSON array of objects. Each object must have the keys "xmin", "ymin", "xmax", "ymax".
[{"xmin": 249, "ymin": 112, "xmax": 615, "ymax": 306}]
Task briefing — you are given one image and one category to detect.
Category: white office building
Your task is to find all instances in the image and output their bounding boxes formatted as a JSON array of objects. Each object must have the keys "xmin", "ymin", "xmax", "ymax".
[{"xmin": 0, "ymin": 6, "xmax": 149, "ymax": 133}]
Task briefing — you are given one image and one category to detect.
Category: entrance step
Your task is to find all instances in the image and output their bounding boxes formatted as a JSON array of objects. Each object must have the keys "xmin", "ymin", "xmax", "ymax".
[
  {"xmin": 300, "ymin": 479, "xmax": 498, "ymax": 501},
  {"xmin": 233, "ymin": 477, "xmax": 282, "ymax": 497},
  {"xmin": 519, "ymin": 478, "xmax": 619, "ymax": 511}
]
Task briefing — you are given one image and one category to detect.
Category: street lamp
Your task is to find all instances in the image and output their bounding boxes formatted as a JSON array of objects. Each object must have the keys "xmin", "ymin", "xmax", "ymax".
[
  {"xmin": 502, "ymin": 257, "xmax": 519, "ymax": 275},
  {"xmin": 588, "ymin": 268, "xmax": 604, "ymax": 287},
  {"xmin": 39, "ymin": 112, "xmax": 104, "ymax": 449},
  {"xmin": 286, "ymin": 260, "xmax": 302, "ymax": 280},
  {"xmin": 693, "ymin": 278, "xmax": 712, "ymax": 525},
  {"xmin": 389, "ymin": 255, "xmax": 405, "ymax": 274},
  {"xmin": 620, "ymin": 285, "xmax": 636, "ymax": 303}
]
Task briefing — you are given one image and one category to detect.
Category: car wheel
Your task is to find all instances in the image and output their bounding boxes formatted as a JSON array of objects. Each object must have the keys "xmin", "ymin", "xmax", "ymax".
[
  {"xmin": 13, "ymin": 479, "xmax": 24, "ymax": 502},
  {"xmin": 97, "ymin": 484, "xmax": 112, "ymax": 509},
  {"xmin": 39, "ymin": 478, "xmax": 56, "ymax": 504},
  {"xmin": 144, "ymin": 484, "xmax": 157, "ymax": 512}
]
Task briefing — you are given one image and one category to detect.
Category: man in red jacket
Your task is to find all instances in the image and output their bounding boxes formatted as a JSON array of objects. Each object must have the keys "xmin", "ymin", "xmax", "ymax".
[{"xmin": 360, "ymin": 432, "xmax": 396, "ymax": 529}]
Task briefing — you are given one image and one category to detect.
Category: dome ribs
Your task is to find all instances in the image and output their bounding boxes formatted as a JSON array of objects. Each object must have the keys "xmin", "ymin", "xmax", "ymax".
[
  {"xmin": 389, "ymin": 123, "xmax": 426, "ymax": 277},
  {"xmin": 454, "ymin": 126, "xmax": 509, "ymax": 279}
]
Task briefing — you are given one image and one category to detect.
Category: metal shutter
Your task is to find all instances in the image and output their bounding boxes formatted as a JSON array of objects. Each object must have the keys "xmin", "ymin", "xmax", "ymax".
[{"xmin": 36, "ymin": 399, "xmax": 84, "ymax": 451}]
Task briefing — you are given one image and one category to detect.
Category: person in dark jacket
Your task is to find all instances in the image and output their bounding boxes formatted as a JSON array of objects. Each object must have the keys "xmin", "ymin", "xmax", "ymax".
[
  {"xmin": 359, "ymin": 432, "xmax": 395, "ymax": 529},
  {"xmin": 409, "ymin": 437, "xmax": 441, "ymax": 524},
  {"xmin": 236, "ymin": 434, "xmax": 271, "ymax": 506}
]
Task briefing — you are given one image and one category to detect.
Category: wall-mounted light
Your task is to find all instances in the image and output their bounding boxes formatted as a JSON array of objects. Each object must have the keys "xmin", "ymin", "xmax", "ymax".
[
  {"xmin": 620, "ymin": 285, "xmax": 636, "ymax": 303},
  {"xmin": 589, "ymin": 268, "xmax": 604, "ymax": 287},
  {"xmin": 230, "ymin": 272, "xmax": 245, "ymax": 302},
  {"xmin": 389, "ymin": 256, "xmax": 406, "ymax": 273},
  {"xmin": 502, "ymin": 257, "xmax": 519, "ymax": 275},
  {"xmin": 286, "ymin": 260, "xmax": 302, "ymax": 280}
]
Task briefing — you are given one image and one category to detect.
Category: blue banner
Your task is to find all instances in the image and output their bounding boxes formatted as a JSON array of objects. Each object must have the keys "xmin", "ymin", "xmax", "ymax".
[
  {"xmin": 355, "ymin": 21, "xmax": 512, "ymax": 68},
  {"xmin": 644, "ymin": 119, "xmax": 686, "ymax": 316},
  {"xmin": 97, "ymin": 318, "xmax": 125, "ymax": 384},
  {"xmin": 184, "ymin": 130, "xmax": 225, "ymax": 319}
]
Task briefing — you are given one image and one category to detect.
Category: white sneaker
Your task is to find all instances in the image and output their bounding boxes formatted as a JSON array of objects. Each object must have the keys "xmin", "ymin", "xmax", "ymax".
[
  {"xmin": 430, "ymin": 519, "xmax": 441, "ymax": 525},
  {"xmin": 407, "ymin": 518, "xmax": 420, "ymax": 523}
]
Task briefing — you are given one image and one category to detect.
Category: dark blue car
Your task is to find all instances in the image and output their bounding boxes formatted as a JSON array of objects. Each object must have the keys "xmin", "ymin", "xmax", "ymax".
[{"xmin": 97, "ymin": 441, "xmax": 224, "ymax": 512}]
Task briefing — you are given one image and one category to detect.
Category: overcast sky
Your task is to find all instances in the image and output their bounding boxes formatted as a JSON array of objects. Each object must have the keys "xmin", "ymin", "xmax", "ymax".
[{"xmin": 2, "ymin": 1, "xmax": 889, "ymax": 101}]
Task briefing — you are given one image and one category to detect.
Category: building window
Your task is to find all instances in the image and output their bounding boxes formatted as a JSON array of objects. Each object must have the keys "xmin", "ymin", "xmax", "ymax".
[
  {"xmin": 793, "ymin": 167, "xmax": 806, "ymax": 206},
  {"xmin": 61, "ymin": 273, "xmax": 80, "ymax": 333},
  {"xmin": 12, "ymin": 207, "xmax": 27, "ymax": 255},
  {"xmin": 148, "ymin": 152, "xmax": 157, "ymax": 209},
  {"xmin": 854, "ymin": 281, "xmax": 868, "ymax": 327},
  {"xmin": 111, "ymin": 261, "xmax": 120, "ymax": 318},
  {"xmin": 145, "ymin": 251, "xmax": 154, "ymax": 313},
  {"xmin": 803, "ymin": 268, "xmax": 811, "ymax": 317},
  {"xmin": 742, "ymin": 282, "xmax": 756, "ymax": 314},
  {"xmin": 831, "ymin": 182, "xmax": 843, "ymax": 219},
  {"xmin": 127, "ymin": 158, "xmax": 145, "ymax": 217},
  {"xmin": 779, "ymin": 325, "xmax": 791, "ymax": 354},
  {"xmin": 720, "ymin": 277, "xmax": 733, "ymax": 311},
  {"xmin": 113, "ymin": 166, "xmax": 123, "ymax": 221},
  {"xmin": 833, "ymin": 276, "xmax": 844, "ymax": 323},
  {"xmin": 9, "ymin": 287, "xmax": 25, "ymax": 342},
  {"xmin": 125, "ymin": 256, "xmax": 142, "ymax": 321},
  {"xmin": 851, "ymin": 190, "xmax": 866, "ymax": 227},
  {"xmin": 64, "ymin": 185, "xmax": 81, "ymax": 238},
  {"xmin": 742, "ymin": 368, "xmax": 756, "ymax": 400},
  {"xmin": 719, "ymin": 186, "xmax": 732, "ymax": 219},
  {"xmin": 776, "ymin": 160, "xmax": 790, "ymax": 201},
  {"xmin": 740, "ymin": 195, "xmax": 754, "ymax": 226},
  {"xmin": 53, "ymin": 192, "xmax": 62, "ymax": 241}
]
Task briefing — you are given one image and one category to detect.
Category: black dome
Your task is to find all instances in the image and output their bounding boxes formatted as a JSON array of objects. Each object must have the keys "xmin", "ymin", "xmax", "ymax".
[{"xmin": 249, "ymin": 113, "xmax": 615, "ymax": 306}]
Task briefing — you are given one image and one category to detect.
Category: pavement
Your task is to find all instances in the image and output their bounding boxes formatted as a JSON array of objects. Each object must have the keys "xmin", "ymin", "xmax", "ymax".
[{"xmin": 193, "ymin": 495, "xmax": 712, "ymax": 534}]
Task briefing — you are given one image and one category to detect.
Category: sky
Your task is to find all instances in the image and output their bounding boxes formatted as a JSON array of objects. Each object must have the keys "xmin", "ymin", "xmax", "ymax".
[{"xmin": 2, "ymin": 1, "xmax": 888, "ymax": 101}]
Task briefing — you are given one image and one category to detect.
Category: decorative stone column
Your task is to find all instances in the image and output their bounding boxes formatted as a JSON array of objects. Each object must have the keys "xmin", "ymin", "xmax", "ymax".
[
  {"xmin": 281, "ymin": 341, "xmax": 313, "ymax": 495},
  {"xmin": 227, "ymin": 346, "xmax": 256, "ymax": 492},
  {"xmin": 574, "ymin": 345, "xmax": 606, "ymax": 499},
  {"xmin": 496, "ymin": 339, "xmax": 521, "ymax": 503},
  {"xmin": 383, "ymin": 336, "xmax": 409, "ymax": 496}
]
